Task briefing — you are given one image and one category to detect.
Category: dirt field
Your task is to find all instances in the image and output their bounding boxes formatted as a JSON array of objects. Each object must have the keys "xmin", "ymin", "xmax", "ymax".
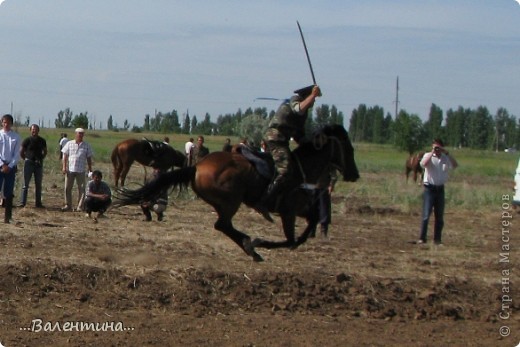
[{"xmin": 0, "ymin": 166, "xmax": 518, "ymax": 346}]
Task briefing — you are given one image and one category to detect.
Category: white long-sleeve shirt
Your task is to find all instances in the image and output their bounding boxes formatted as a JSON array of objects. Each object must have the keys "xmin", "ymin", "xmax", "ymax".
[
  {"xmin": 0, "ymin": 129, "xmax": 21, "ymax": 169},
  {"xmin": 420, "ymin": 152, "xmax": 454, "ymax": 186}
]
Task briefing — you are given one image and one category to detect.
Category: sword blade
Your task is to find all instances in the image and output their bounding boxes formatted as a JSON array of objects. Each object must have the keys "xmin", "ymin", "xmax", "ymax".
[{"xmin": 297, "ymin": 20, "xmax": 317, "ymax": 85}]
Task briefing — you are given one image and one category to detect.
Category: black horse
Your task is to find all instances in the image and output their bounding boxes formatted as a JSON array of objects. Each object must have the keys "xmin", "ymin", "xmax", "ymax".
[{"xmin": 115, "ymin": 125, "xmax": 359, "ymax": 261}]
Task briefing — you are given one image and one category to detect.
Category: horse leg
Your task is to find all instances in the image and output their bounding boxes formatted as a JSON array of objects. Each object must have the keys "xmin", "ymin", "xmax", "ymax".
[
  {"xmin": 114, "ymin": 167, "xmax": 121, "ymax": 187},
  {"xmin": 296, "ymin": 201, "xmax": 320, "ymax": 245},
  {"xmin": 295, "ymin": 219, "xmax": 319, "ymax": 247},
  {"xmin": 120, "ymin": 164, "xmax": 131, "ymax": 187},
  {"xmin": 418, "ymin": 169, "xmax": 424, "ymax": 186},
  {"xmin": 253, "ymin": 212, "xmax": 297, "ymax": 250},
  {"xmin": 214, "ymin": 216, "xmax": 264, "ymax": 262}
]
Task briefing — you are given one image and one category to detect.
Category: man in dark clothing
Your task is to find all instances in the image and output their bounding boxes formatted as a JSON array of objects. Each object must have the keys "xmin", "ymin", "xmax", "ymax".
[
  {"xmin": 190, "ymin": 135, "xmax": 209, "ymax": 165},
  {"xmin": 222, "ymin": 138, "xmax": 232, "ymax": 152},
  {"xmin": 310, "ymin": 169, "xmax": 337, "ymax": 237},
  {"xmin": 84, "ymin": 170, "xmax": 112, "ymax": 222},
  {"xmin": 18, "ymin": 124, "xmax": 48, "ymax": 208}
]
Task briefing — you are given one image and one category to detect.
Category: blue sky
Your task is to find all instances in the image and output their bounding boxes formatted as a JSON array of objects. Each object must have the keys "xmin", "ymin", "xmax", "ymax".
[{"xmin": 0, "ymin": 0, "xmax": 518, "ymax": 128}]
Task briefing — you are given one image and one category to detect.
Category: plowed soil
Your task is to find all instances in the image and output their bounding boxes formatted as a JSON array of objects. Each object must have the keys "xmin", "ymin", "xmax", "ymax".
[{"xmin": 0, "ymin": 169, "xmax": 518, "ymax": 346}]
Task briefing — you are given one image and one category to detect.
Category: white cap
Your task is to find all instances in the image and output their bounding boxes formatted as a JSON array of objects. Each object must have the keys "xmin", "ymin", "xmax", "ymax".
[{"xmin": 75, "ymin": 128, "xmax": 85, "ymax": 133}]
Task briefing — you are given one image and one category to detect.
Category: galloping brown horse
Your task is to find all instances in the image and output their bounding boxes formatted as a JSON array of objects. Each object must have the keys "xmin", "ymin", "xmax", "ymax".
[
  {"xmin": 405, "ymin": 151, "xmax": 425, "ymax": 183},
  {"xmin": 111, "ymin": 138, "xmax": 186, "ymax": 187},
  {"xmin": 115, "ymin": 125, "xmax": 359, "ymax": 261}
]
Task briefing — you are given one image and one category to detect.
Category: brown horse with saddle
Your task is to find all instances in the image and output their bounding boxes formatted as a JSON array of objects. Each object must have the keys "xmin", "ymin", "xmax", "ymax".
[
  {"xmin": 115, "ymin": 125, "xmax": 359, "ymax": 261},
  {"xmin": 111, "ymin": 138, "xmax": 186, "ymax": 187}
]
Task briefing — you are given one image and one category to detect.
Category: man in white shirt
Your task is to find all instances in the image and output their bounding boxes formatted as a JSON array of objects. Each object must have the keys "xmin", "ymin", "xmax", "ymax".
[
  {"xmin": 513, "ymin": 157, "xmax": 520, "ymax": 207},
  {"xmin": 0, "ymin": 114, "xmax": 21, "ymax": 223},
  {"xmin": 61, "ymin": 128, "xmax": 93, "ymax": 211},
  {"xmin": 417, "ymin": 138, "xmax": 458, "ymax": 244},
  {"xmin": 184, "ymin": 138, "xmax": 194, "ymax": 166}
]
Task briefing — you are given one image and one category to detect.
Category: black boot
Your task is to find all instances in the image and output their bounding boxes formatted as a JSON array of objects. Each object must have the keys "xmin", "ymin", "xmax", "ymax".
[
  {"xmin": 255, "ymin": 175, "xmax": 288, "ymax": 222},
  {"xmin": 264, "ymin": 175, "xmax": 288, "ymax": 205},
  {"xmin": 4, "ymin": 196, "xmax": 13, "ymax": 224}
]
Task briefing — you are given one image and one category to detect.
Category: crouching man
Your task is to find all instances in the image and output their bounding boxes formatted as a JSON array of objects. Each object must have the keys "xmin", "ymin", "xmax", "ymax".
[{"xmin": 84, "ymin": 170, "xmax": 112, "ymax": 222}]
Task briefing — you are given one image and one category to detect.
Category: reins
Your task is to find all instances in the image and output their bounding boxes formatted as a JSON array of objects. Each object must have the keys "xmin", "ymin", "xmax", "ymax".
[{"xmin": 293, "ymin": 133, "xmax": 345, "ymax": 189}]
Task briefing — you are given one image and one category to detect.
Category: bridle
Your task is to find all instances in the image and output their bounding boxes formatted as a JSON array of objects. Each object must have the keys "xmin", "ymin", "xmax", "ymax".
[{"xmin": 293, "ymin": 132, "xmax": 346, "ymax": 188}]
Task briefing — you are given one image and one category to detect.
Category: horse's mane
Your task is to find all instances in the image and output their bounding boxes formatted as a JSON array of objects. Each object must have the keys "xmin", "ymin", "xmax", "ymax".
[{"xmin": 294, "ymin": 124, "xmax": 350, "ymax": 156}]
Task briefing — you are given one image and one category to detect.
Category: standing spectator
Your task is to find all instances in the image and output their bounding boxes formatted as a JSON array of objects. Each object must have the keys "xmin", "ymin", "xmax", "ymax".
[
  {"xmin": 222, "ymin": 138, "xmax": 232, "ymax": 152},
  {"xmin": 61, "ymin": 128, "xmax": 93, "ymax": 212},
  {"xmin": 185, "ymin": 137, "xmax": 194, "ymax": 166},
  {"xmin": 190, "ymin": 135, "xmax": 209, "ymax": 165},
  {"xmin": 84, "ymin": 170, "xmax": 111, "ymax": 222},
  {"xmin": 58, "ymin": 133, "xmax": 69, "ymax": 160},
  {"xmin": 18, "ymin": 124, "xmax": 48, "ymax": 208},
  {"xmin": 513, "ymin": 157, "xmax": 520, "ymax": 209},
  {"xmin": 310, "ymin": 169, "xmax": 338, "ymax": 238},
  {"xmin": 417, "ymin": 138, "xmax": 458, "ymax": 245},
  {"xmin": 140, "ymin": 168, "xmax": 168, "ymax": 221},
  {"xmin": 0, "ymin": 114, "xmax": 21, "ymax": 223}
]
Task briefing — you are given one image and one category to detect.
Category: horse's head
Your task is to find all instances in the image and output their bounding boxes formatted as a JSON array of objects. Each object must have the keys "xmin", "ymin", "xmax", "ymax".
[{"xmin": 314, "ymin": 125, "xmax": 360, "ymax": 182}]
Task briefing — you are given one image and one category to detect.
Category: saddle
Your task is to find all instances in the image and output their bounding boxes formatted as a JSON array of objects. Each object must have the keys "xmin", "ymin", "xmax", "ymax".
[
  {"xmin": 233, "ymin": 145, "xmax": 275, "ymax": 180},
  {"xmin": 143, "ymin": 138, "xmax": 168, "ymax": 156}
]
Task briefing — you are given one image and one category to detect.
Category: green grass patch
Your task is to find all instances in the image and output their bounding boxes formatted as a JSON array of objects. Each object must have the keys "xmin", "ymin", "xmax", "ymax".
[{"xmin": 16, "ymin": 128, "xmax": 518, "ymax": 211}]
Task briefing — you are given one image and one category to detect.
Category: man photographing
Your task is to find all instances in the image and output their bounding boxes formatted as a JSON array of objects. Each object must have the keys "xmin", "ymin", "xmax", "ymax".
[{"xmin": 417, "ymin": 139, "xmax": 458, "ymax": 245}]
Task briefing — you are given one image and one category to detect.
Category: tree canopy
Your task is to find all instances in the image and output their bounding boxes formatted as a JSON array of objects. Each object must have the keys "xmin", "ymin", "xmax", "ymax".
[{"xmin": 45, "ymin": 101, "xmax": 519, "ymax": 152}]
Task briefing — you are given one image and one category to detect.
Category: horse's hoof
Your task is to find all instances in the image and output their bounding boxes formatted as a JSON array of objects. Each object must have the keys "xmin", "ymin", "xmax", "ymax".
[
  {"xmin": 251, "ymin": 238, "xmax": 263, "ymax": 248},
  {"xmin": 291, "ymin": 239, "xmax": 303, "ymax": 249},
  {"xmin": 243, "ymin": 238, "xmax": 264, "ymax": 262},
  {"xmin": 252, "ymin": 253, "xmax": 264, "ymax": 262}
]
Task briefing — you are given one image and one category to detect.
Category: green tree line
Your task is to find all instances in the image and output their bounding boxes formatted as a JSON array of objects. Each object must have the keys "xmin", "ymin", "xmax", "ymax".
[
  {"xmin": 33, "ymin": 101, "xmax": 519, "ymax": 153},
  {"xmin": 349, "ymin": 103, "xmax": 520, "ymax": 153}
]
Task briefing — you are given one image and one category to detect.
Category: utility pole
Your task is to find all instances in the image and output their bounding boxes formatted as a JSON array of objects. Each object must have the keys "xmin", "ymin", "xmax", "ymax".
[{"xmin": 394, "ymin": 76, "xmax": 399, "ymax": 118}]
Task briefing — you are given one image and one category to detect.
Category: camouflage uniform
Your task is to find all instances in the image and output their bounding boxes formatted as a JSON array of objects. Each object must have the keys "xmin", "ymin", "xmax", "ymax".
[
  {"xmin": 265, "ymin": 95, "xmax": 309, "ymax": 176},
  {"xmin": 255, "ymin": 85, "xmax": 320, "ymax": 220}
]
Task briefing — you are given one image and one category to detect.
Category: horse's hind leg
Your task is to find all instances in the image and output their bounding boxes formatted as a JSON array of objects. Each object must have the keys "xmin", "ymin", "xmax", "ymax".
[
  {"xmin": 120, "ymin": 165, "xmax": 131, "ymax": 187},
  {"xmin": 214, "ymin": 216, "xmax": 264, "ymax": 262},
  {"xmin": 114, "ymin": 168, "xmax": 122, "ymax": 187}
]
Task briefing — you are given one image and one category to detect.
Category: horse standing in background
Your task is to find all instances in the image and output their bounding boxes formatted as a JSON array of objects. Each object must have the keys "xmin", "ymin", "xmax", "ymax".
[
  {"xmin": 115, "ymin": 125, "xmax": 360, "ymax": 262},
  {"xmin": 111, "ymin": 138, "xmax": 186, "ymax": 187},
  {"xmin": 405, "ymin": 151, "xmax": 425, "ymax": 184}
]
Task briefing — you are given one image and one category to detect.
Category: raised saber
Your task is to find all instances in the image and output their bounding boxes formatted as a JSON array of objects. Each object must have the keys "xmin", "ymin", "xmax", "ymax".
[{"xmin": 297, "ymin": 20, "xmax": 317, "ymax": 85}]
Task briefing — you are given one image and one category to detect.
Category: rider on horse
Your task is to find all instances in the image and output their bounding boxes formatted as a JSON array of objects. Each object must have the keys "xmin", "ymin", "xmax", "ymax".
[{"xmin": 256, "ymin": 84, "xmax": 321, "ymax": 215}]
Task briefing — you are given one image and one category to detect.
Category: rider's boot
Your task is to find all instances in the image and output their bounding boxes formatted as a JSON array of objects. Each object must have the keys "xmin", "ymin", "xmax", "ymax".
[{"xmin": 255, "ymin": 175, "xmax": 288, "ymax": 222}]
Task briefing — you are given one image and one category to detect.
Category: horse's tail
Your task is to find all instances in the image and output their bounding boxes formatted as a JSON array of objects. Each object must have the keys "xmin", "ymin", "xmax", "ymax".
[
  {"xmin": 114, "ymin": 166, "xmax": 196, "ymax": 206},
  {"xmin": 111, "ymin": 145, "xmax": 121, "ymax": 169}
]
